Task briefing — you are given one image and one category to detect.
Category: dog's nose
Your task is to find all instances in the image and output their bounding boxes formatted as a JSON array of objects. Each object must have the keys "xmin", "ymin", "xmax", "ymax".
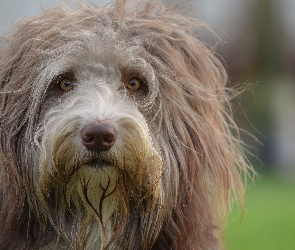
[{"xmin": 81, "ymin": 122, "xmax": 117, "ymax": 153}]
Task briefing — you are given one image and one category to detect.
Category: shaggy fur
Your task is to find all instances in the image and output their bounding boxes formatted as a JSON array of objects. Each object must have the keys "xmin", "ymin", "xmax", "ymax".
[{"xmin": 0, "ymin": 1, "xmax": 250, "ymax": 249}]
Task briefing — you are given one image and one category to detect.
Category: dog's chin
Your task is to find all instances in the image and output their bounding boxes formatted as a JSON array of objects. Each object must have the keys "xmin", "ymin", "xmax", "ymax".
[
  {"xmin": 64, "ymin": 164, "xmax": 121, "ymax": 225},
  {"xmin": 67, "ymin": 150, "xmax": 163, "ymax": 215}
]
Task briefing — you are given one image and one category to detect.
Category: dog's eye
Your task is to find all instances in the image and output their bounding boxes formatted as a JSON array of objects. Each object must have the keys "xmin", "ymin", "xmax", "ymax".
[
  {"xmin": 127, "ymin": 78, "xmax": 141, "ymax": 91},
  {"xmin": 59, "ymin": 79, "xmax": 73, "ymax": 91},
  {"xmin": 121, "ymin": 72, "xmax": 148, "ymax": 96}
]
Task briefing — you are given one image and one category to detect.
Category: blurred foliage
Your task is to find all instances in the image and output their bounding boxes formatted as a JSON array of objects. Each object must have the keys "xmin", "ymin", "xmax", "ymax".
[{"xmin": 226, "ymin": 173, "xmax": 295, "ymax": 250}]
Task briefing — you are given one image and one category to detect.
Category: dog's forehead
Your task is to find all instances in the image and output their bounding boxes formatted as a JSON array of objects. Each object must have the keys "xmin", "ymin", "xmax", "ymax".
[
  {"xmin": 65, "ymin": 35, "xmax": 119, "ymax": 76},
  {"xmin": 48, "ymin": 28, "xmax": 141, "ymax": 78}
]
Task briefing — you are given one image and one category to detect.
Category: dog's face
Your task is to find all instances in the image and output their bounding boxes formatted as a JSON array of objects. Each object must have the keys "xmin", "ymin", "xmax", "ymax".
[
  {"xmin": 0, "ymin": 1, "xmax": 248, "ymax": 249},
  {"xmin": 35, "ymin": 28, "xmax": 164, "ymax": 203},
  {"xmin": 35, "ymin": 30, "xmax": 164, "ymax": 234}
]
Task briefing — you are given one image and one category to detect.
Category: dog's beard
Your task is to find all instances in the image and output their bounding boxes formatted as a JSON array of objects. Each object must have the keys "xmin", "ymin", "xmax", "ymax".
[{"xmin": 33, "ymin": 87, "xmax": 163, "ymax": 248}]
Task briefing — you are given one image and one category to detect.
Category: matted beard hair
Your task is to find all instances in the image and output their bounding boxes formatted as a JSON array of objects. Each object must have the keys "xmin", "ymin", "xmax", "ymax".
[{"xmin": 0, "ymin": 1, "xmax": 252, "ymax": 249}]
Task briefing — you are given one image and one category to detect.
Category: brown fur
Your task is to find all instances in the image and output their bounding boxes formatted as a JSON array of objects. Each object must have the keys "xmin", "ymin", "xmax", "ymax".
[{"xmin": 0, "ymin": 1, "xmax": 250, "ymax": 249}]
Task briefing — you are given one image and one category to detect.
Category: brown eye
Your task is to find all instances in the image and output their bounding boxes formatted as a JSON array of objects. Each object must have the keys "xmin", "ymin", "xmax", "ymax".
[
  {"xmin": 127, "ymin": 78, "xmax": 141, "ymax": 91},
  {"xmin": 59, "ymin": 79, "xmax": 73, "ymax": 91}
]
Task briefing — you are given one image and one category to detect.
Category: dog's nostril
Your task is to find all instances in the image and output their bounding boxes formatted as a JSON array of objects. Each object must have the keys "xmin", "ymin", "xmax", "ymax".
[
  {"xmin": 81, "ymin": 122, "xmax": 117, "ymax": 153},
  {"xmin": 103, "ymin": 135, "xmax": 115, "ymax": 144},
  {"xmin": 83, "ymin": 134, "xmax": 95, "ymax": 143}
]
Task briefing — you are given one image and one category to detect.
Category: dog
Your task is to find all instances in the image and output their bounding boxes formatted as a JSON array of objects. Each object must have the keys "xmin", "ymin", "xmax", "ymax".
[{"xmin": 0, "ymin": 1, "xmax": 250, "ymax": 249}]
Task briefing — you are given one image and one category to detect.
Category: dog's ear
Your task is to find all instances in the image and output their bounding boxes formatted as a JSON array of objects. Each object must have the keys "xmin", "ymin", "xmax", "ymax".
[{"xmin": 124, "ymin": 3, "xmax": 249, "ymax": 248}]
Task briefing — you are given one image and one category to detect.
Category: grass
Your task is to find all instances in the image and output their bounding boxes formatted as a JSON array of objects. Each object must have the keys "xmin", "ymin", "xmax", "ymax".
[{"xmin": 225, "ymin": 173, "xmax": 295, "ymax": 250}]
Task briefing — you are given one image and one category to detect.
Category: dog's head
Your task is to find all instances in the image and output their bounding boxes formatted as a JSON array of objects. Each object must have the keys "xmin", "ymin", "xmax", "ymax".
[{"xmin": 0, "ymin": 1, "xmax": 249, "ymax": 249}]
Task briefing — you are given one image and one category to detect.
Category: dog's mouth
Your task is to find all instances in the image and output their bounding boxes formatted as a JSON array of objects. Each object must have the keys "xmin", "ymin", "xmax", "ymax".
[{"xmin": 82, "ymin": 156, "xmax": 116, "ymax": 168}]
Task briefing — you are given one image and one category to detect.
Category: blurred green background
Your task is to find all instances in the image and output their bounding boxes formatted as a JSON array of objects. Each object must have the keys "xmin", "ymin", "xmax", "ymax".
[
  {"xmin": 226, "ymin": 175, "xmax": 295, "ymax": 250},
  {"xmin": 1, "ymin": 0, "xmax": 295, "ymax": 249}
]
